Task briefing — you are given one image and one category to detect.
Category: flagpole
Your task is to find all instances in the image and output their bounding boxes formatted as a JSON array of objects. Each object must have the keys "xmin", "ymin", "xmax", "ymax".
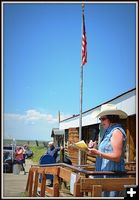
[
  {"xmin": 78, "ymin": 3, "xmax": 85, "ymax": 166},
  {"xmin": 78, "ymin": 63, "xmax": 83, "ymax": 166},
  {"xmin": 58, "ymin": 110, "xmax": 60, "ymax": 123}
]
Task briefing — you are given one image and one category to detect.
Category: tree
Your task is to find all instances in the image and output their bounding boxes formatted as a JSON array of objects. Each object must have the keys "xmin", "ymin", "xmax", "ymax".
[{"xmin": 35, "ymin": 140, "xmax": 39, "ymax": 146}]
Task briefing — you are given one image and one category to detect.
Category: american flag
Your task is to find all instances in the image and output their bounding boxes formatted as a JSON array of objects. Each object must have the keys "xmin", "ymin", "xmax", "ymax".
[{"xmin": 82, "ymin": 12, "xmax": 87, "ymax": 66}]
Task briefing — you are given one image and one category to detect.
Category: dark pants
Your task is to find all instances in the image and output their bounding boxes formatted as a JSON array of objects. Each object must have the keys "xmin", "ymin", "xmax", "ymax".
[{"xmin": 13, "ymin": 159, "xmax": 25, "ymax": 173}]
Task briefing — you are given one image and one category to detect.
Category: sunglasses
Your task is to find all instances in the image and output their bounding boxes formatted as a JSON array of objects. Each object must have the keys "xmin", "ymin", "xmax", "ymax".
[{"xmin": 99, "ymin": 117, "xmax": 108, "ymax": 121}]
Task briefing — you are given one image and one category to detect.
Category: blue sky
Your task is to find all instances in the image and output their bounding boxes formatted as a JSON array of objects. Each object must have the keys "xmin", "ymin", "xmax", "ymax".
[{"xmin": 3, "ymin": 2, "xmax": 136, "ymax": 141}]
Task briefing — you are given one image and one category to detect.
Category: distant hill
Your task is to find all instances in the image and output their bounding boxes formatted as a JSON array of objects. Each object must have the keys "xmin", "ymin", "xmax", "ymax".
[{"xmin": 3, "ymin": 139, "xmax": 49, "ymax": 147}]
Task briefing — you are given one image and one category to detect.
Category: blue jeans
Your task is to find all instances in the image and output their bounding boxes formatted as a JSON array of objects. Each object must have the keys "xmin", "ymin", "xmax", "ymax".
[
  {"xmin": 102, "ymin": 190, "xmax": 126, "ymax": 197},
  {"xmin": 102, "ymin": 191, "xmax": 120, "ymax": 197}
]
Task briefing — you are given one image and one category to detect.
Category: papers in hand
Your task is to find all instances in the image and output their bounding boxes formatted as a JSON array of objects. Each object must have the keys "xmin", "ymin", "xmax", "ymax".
[{"xmin": 74, "ymin": 140, "xmax": 88, "ymax": 151}]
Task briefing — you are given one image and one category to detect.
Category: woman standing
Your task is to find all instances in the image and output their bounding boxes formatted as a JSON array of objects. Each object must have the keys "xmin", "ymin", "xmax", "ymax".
[
  {"xmin": 13, "ymin": 146, "xmax": 26, "ymax": 175},
  {"xmin": 88, "ymin": 104, "xmax": 128, "ymax": 197}
]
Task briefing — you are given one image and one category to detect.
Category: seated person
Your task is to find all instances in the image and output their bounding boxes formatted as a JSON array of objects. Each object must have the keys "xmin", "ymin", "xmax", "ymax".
[
  {"xmin": 46, "ymin": 141, "xmax": 72, "ymax": 164},
  {"xmin": 46, "ymin": 141, "xmax": 62, "ymax": 161},
  {"xmin": 39, "ymin": 142, "xmax": 72, "ymax": 187}
]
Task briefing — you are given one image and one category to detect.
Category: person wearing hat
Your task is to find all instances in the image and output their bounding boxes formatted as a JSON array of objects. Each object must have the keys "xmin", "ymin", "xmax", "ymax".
[
  {"xmin": 88, "ymin": 104, "xmax": 128, "ymax": 197},
  {"xmin": 43, "ymin": 141, "xmax": 71, "ymax": 187},
  {"xmin": 45, "ymin": 141, "xmax": 64, "ymax": 162}
]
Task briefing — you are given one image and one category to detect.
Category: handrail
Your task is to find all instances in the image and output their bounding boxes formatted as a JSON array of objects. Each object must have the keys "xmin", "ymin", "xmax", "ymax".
[
  {"xmin": 31, "ymin": 163, "xmax": 136, "ymax": 176},
  {"xmin": 26, "ymin": 163, "xmax": 136, "ymax": 197}
]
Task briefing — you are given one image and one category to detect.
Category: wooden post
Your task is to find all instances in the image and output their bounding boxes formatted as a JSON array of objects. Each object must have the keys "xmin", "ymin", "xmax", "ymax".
[
  {"xmin": 25, "ymin": 168, "xmax": 31, "ymax": 192},
  {"xmin": 28, "ymin": 170, "xmax": 34, "ymax": 196},
  {"xmin": 73, "ymin": 183, "xmax": 83, "ymax": 197},
  {"xmin": 60, "ymin": 148, "xmax": 64, "ymax": 163},
  {"xmin": 92, "ymin": 185, "xmax": 102, "ymax": 197},
  {"xmin": 32, "ymin": 171, "xmax": 39, "ymax": 196},
  {"xmin": 68, "ymin": 128, "xmax": 79, "ymax": 165},
  {"xmin": 126, "ymin": 116, "xmax": 136, "ymax": 161},
  {"xmin": 40, "ymin": 172, "xmax": 46, "ymax": 197},
  {"xmin": 53, "ymin": 175, "xmax": 60, "ymax": 197},
  {"xmin": 73, "ymin": 177, "xmax": 83, "ymax": 197}
]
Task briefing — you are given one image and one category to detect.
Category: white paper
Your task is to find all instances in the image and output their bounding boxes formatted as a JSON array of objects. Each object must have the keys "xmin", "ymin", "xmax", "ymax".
[{"xmin": 70, "ymin": 173, "xmax": 77, "ymax": 194}]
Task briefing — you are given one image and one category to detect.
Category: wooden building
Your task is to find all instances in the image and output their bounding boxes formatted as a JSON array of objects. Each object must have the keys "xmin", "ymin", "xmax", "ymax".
[
  {"xmin": 51, "ymin": 128, "xmax": 65, "ymax": 147},
  {"xmin": 52, "ymin": 88, "xmax": 136, "ymax": 165}
]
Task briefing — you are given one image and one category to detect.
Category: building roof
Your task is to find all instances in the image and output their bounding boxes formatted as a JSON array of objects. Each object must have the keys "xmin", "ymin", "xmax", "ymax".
[
  {"xmin": 59, "ymin": 88, "xmax": 136, "ymax": 129},
  {"xmin": 51, "ymin": 128, "xmax": 65, "ymax": 137}
]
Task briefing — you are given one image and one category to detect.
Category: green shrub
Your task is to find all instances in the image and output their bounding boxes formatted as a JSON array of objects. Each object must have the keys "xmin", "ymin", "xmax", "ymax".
[{"xmin": 20, "ymin": 191, "xmax": 29, "ymax": 197}]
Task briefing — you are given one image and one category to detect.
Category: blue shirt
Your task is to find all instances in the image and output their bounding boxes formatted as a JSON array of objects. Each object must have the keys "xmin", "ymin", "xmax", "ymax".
[
  {"xmin": 46, "ymin": 146, "xmax": 60, "ymax": 161},
  {"xmin": 96, "ymin": 123, "xmax": 126, "ymax": 172}
]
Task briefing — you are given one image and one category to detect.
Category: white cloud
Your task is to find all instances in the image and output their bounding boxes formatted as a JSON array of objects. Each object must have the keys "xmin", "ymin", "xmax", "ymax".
[
  {"xmin": 4, "ymin": 109, "xmax": 57, "ymax": 123},
  {"xmin": 25, "ymin": 109, "xmax": 58, "ymax": 122},
  {"xmin": 4, "ymin": 109, "xmax": 71, "ymax": 124},
  {"xmin": 3, "ymin": 110, "xmax": 72, "ymax": 140}
]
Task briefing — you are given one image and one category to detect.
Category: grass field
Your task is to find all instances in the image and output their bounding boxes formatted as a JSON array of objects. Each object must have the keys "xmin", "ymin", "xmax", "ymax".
[
  {"xmin": 30, "ymin": 145, "xmax": 47, "ymax": 163},
  {"xmin": 3, "ymin": 138, "xmax": 49, "ymax": 146}
]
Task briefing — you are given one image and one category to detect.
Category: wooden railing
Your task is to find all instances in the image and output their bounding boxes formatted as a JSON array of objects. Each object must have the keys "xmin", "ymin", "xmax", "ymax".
[
  {"xmin": 79, "ymin": 177, "xmax": 136, "ymax": 197},
  {"xmin": 25, "ymin": 163, "xmax": 136, "ymax": 197}
]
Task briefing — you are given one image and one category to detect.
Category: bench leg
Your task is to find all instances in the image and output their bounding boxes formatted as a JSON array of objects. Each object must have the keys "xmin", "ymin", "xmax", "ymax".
[{"xmin": 92, "ymin": 185, "xmax": 102, "ymax": 197}]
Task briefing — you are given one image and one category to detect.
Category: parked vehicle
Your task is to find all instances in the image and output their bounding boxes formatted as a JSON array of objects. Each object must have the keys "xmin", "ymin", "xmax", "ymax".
[
  {"xmin": 3, "ymin": 145, "xmax": 16, "ymax": 173},
  {"xmin": 22, "ymin": 144, "xmax": 33, "ymax": 159},
  {"xmin": 25, "ymin": 148, "xmax": 33, "ymax": 159}
]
